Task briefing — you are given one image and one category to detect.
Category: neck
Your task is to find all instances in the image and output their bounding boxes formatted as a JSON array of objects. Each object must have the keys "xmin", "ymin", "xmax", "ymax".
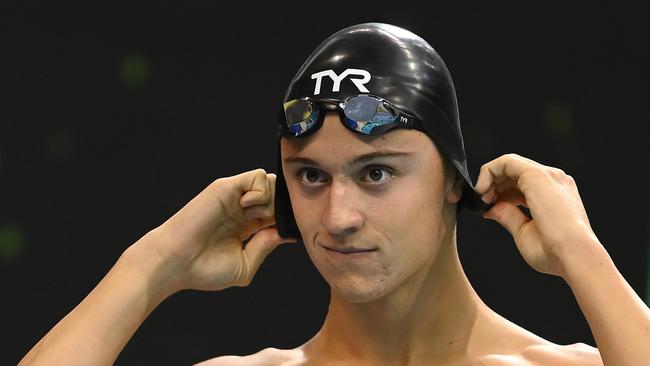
[{"xmin": 303, "ymin": 228, "xmax": 497, "ymax": 365}]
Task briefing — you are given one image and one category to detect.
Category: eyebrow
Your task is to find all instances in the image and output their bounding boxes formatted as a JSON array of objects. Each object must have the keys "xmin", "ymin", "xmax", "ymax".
[{"xmin": 283, "ymin": 150, "xmax": 414, "ymax": 169}]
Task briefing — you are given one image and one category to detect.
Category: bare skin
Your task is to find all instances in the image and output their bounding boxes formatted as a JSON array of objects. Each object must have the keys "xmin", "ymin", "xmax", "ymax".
[
  {"xmin": 196, "ymin": 113, "xmax": 609, "ymax": 366},
  {"xmin": 19, "ymin": 113, "xmax": 648, "ymax": 365}
]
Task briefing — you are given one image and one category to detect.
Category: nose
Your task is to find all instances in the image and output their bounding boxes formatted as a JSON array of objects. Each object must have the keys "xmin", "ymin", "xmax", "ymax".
[{"xmin": 321, "ymin": 177, "xmax": 364, "ymax": 237}]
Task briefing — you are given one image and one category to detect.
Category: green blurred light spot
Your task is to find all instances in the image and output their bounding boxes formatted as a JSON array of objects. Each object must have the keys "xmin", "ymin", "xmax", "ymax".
[
  {"xmin": 48, "ymin": 130, "xmax": 76, "ymax": 161},
  {"xmin": 118, "ymin": 54, "xmax": 151, "ymax": 89},
  {"xmin": 0, "ymin": 224, "xmax": 25, "ymax": 262},
  {"xmin": 544, "ymin": 102, "xmax": 575, "ymax": 138}
]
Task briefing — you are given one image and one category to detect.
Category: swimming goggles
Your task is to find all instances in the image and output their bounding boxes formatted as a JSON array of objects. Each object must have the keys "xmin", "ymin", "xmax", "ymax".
[{"xmin": 278, "ymin": 94, "xmax": 423, "ymax": 138}]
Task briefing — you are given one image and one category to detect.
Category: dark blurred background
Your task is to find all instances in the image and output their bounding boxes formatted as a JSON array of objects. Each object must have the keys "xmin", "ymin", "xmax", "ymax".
[{"xmin": 1, "ymin": 1, "xmax": 648, "ymax": 365}]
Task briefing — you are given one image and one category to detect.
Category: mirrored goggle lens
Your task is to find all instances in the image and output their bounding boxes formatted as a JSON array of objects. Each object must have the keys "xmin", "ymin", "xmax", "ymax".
[
  {"xmin": 283, "ymin": 99, "xmax": 320, "ymax": 136},
  {"xmin": 343, "ymin": 95, "xmax": 399, "ymax": 134}
]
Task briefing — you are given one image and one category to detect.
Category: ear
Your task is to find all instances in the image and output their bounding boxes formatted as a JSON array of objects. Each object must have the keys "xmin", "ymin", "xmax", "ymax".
[{"xmin": 445, "ymin": 173, "xmax": 464, "ymax": 204}]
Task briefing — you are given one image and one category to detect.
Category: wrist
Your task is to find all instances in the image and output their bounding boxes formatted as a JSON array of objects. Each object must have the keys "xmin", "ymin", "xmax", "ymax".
[
  {"xmin": 557, "ymin": 234, "xmax": 610, "ymax": 285},
  {"xmin": 119, "ymin": 233, "xmax": 185, "ymax": 306}
]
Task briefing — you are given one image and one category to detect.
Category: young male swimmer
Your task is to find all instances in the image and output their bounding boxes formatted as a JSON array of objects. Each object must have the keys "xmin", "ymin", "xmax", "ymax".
[{"xmin": 20, "ymin": 23, "xmax": 649, "ymax": 366}]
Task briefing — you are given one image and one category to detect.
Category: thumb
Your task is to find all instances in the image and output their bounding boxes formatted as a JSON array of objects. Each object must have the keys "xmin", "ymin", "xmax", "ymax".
[
  {"xmin": 483, "ymin": 201, "xmax": 529, "ymax": 240},
  {"xmin": 243, "ymin": 225, "xmax": 298, "ymax": 275}
]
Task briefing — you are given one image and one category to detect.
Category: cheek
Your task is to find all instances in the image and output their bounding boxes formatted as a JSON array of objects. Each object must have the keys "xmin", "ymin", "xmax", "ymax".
[
  {"xmin": 374, "ymin": 175, "xmax": 447, "ymax": 275},
  {"xmin": 284, "ymin": 178, "xmax": 320, "ymax": 237},
  {"xmin": 383, "ymin": 192, "xmax": 438, "ymax": 255}
]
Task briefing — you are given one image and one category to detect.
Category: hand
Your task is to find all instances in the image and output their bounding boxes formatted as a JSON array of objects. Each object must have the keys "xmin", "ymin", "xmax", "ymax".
[
  {"xmin": 474, "ymin": 154, "xmax": 601, "ymax": 278},
  {"xmin": 131, "ymin": 169, "xmax": 298, "ymax": 294}
]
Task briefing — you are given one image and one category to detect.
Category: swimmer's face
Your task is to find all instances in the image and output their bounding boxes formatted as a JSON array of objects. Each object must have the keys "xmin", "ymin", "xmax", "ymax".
[{"xmin": 281, "ymin": 112, "xmax": 462, "ymax": 303}]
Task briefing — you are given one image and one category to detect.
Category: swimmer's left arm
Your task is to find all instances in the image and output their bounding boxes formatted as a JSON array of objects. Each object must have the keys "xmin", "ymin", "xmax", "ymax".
[{"xmin": 474, "ymin": 153, "xmax": 649, "ymax": 366}]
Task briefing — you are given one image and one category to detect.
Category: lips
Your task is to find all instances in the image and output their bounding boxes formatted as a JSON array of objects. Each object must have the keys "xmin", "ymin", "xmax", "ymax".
[{"xmin": 322, "ymin": 245, "xmax": 377, "ymax": 254}]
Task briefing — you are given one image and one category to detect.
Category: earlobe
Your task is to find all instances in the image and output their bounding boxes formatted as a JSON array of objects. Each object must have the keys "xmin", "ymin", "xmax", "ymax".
[{"xmin": 445, "ymin": 176, "xmax": 464, "ymax": 204}]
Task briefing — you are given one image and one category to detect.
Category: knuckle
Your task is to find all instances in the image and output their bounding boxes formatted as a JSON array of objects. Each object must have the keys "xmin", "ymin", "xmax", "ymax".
[
  {"xmin": 209, "ymin": 177, "xmax": 227, "ymax": 191},
  {"xmin": 547, "ymin": 167, "xmax": 566, "ymax": 179},
  {"xmin": 534, "ymin": 166, "xmax": 568, "ymax": 182},
  {"xmin": 530, "ymin": 168, "xmax": 548, "ymax": 180},
  {"xmin": 562, "ymin": 172, "xmax": 575, "ymax": 184},
  {"xmin": 529, "ymin": 162, "xmax": 547, "ymax": 172},
  {"xmin": 519, "ymin": 169, "xmax": 537, "ymax": 181},
  {"xmin": 521, "ymin": 166, "xmax": 546, "ymax": 181}
]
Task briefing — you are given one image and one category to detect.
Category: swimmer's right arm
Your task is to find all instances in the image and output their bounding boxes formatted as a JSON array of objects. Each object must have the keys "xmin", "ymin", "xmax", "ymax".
[{"xmin": 19, "ymin": 169, "xmax": 297, "ymax": 366}]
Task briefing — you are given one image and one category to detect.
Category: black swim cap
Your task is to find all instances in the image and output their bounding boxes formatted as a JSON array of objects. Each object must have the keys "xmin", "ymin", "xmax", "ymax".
[{"xmin": 274, "ymin": 22, "xmax": 490, "ymax": 239}]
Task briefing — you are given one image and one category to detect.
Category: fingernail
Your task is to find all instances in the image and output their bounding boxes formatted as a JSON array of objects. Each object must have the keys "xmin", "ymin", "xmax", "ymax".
[{"xmin": 481, "ymin": 189, "xmax": 497, "ymax": 204}]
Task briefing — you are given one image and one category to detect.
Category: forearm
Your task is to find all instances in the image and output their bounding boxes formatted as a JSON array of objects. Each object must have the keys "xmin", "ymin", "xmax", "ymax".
[
  {"xmin": 19, "ymin": 236, "xmax": 177, "ymax": 366},
  {"xmin": 562, "ymin": 240, "xmax": 650, "ymax": 366}
]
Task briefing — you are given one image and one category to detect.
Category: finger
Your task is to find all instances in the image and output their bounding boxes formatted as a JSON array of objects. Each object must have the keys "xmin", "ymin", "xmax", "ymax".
[
  {"xmin": 242, "ymin": 174, "xmax": 276, "ymax": 215},
  {"xmin": 242, "ymin": 226, "xmax": 298, "ymax": 278},
  {"xmin": 492, "ymin": 179, "xmax": 527, "ymax": 206},
  {"xmin": 483, "ymin": 201, "xmax": 530, "ymax": 240},
  {"xmin": 475, "ymin": 154, "xmax": 541, "ymax": 194},
  {"xmin": 480, "ymin": 184, "xmax": 497, "ymax": 204},
  {"xmin": 497, "ymin": 188, "xmax": 528, "ymax": 208},
  {"xmin": 267, "ymin": 173, "xmax": 276, "ymax": 212},
  {"xmin": 241, "ymin": 174, "xmax": 276, "ymax": 226},
  {"xmin": 243, "ymin": 204, "xmax": 275, "ymax": 221},
  {"xmin": 240, "ymin": 205, "xmax": 276, "ymax": 240},
  {"xmin": 481, "ymin": 182, "xmax": 527, "ymax": 207},
  {"xmin": 238, "ymin": 169, "xmax": 274, "ymax": 208},
  {"xmin": 268, "ymin": 173, "xmax": 277, "ymax": 197}
]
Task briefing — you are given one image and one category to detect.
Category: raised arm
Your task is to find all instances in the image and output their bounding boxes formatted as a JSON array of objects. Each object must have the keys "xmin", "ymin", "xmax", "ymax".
[
  {"xmin": 560, "ymin": 237, "xmax": 649, "ymax": 366},
  {"xmin": 19, "ymin": 169, "xmax": 297, "ymax": 366},
  {"xmin": 474, "ymin": 153, "xmax": 649, "ymax": 366},
  {"xmin": 18, "ymin": 233, "xmax": 176, "ymax": 365}
]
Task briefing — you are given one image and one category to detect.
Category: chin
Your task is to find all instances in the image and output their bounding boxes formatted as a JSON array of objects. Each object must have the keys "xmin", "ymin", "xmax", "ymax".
[
  {"xmin": 303, "ymin": 240, "xmax": 404, "ymax": 303},
  {"xmin": 327, "ymin": 274, "xmax": 395, "ymax": 303}
]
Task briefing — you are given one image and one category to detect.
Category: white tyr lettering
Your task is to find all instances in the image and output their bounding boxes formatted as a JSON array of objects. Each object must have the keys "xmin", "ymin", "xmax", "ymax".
[{"xmin": 310, "ymin": 69, "xmax": 371, "ymax": 95}]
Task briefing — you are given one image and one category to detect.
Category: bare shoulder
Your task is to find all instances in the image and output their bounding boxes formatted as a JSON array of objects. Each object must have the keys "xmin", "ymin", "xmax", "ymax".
[
  {"xmin": 521, "ymin": 342, "xmax": 603, "ymax": 366},
  {"xmin": 192, "ymin": 340, "xmax": 602, "ymax": 366},
  {"xmin": 194, "ymin": 347, "xmax": 304, "ymax": 366}
]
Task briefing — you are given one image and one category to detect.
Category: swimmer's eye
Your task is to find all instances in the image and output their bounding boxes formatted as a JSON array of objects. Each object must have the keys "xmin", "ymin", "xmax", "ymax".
[
  {"xmin": 296, "ymin": 167, "xmax": 327, "ymax": 185},
  {"xmin": 296, "ymin": 165, "xmax": 394, "ymax": 187},
  {"xmin": 360, "ymin": 166, "xmax": 394, "ymax": 186}
]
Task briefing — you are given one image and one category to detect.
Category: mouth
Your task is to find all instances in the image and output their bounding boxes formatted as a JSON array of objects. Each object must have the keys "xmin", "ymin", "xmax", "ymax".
[
  {"xmin": 321, "ymin": 244, "xmax": 378, "ymax": 257},
  {"xmin": 325, "ymin": 246, "xmax": 376, "ymax": 253}
]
